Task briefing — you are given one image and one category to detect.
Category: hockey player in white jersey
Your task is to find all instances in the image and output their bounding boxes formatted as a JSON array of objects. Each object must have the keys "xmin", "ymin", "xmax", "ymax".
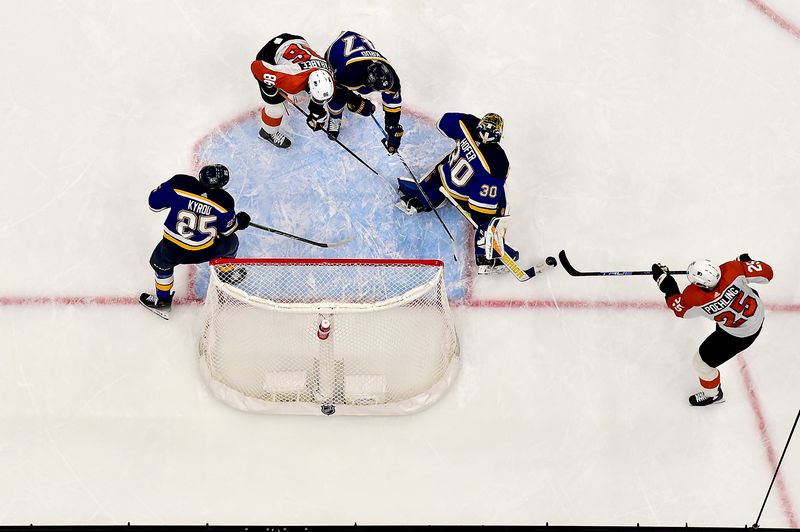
[{"xmin": 652, "ymin": 254, "xmax": 773, "ymax": 406}]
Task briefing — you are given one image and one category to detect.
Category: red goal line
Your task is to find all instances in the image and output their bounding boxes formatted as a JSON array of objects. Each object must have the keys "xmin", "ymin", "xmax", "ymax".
[{"xmin": 1, "ymin": 295, "xmax": 798, "ymax": 313}]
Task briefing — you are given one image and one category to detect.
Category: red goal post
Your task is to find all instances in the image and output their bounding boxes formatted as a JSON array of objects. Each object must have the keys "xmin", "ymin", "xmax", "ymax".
[{"xmin": 198, "ymin": 258, "xmax": 461, "ymax": 415}]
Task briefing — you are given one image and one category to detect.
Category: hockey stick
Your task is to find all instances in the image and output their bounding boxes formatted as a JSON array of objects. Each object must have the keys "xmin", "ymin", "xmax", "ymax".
[
  {"xmin": 371, "ymin": 115, "xmax": 458, "ymax": 262},
  {"xmin": 558, "ymin": 250, "xmax": 688, "ymax": 277},
  {"xmin": 249, "ymin": 222, "xmax": 351, "ymax": 248},
  {"xmin": 279, "ymin": 92, "xmax": 384, "ymax": 179},
  {"xmin": 440, "ymin": 187, "xmax": 556, "ymax": 282}
]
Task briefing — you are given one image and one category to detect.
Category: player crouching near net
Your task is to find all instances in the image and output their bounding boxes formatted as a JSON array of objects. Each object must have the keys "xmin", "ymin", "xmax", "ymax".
[
  {"xmin": 251, "ymin": 33, "xmax": 335, "ymax": 149},
  {"xmin": 140, "ymin": 164, "xmax": 251, "ymax": 320},
  {"xmin": 652, "ymin": 255, "xmax": 773, "ymax": 406},
  {"xmin": 396, "ymin": 112, "xmax": 525, "ymax": 274}
]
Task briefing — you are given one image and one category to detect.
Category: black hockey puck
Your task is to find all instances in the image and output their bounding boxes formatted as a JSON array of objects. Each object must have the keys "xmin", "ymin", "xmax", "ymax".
[{"xmin": 546, "ymin": 256, "xmax": 558, "ymax": 267}]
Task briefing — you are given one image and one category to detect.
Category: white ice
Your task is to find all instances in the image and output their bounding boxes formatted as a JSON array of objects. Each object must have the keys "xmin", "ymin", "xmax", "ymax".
[{"xmin": 1, "ymin": 0, "xmax": 799, "ymax": 526}]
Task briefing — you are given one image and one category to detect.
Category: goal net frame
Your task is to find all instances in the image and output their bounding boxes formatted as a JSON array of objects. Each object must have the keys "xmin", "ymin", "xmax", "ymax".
[{"xmin": 198, "ymin": 258, "xmax": 461, "ymax": 416}]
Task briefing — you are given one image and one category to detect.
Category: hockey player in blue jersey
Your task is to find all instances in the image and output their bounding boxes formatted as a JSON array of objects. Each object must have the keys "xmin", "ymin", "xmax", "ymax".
[
  {"xmin": 140, "ymin": 164, "xmax": 251, "ymax": 319},
  {"xmin": 324, "ymin": 31, "xmax": 403, "ymax": 153},
  {"xmin": 396, "ymin": 112, "xmax": 518, "ymax": 274}
]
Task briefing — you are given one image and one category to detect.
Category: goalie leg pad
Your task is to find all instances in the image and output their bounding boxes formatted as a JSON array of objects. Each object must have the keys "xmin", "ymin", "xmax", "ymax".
[{"xmin": 474, "ymin": 217, "xmax": 519, "ymax": 262}]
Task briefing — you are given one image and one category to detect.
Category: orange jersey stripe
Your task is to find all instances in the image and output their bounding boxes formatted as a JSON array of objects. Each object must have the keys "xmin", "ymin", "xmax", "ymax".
[{"xmin": 261, "ymin": 108, "xmax": 282, "ymax": 127}]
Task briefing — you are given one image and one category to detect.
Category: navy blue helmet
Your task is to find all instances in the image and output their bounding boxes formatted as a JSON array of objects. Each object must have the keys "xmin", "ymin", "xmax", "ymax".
[
  {"xmin": 366, "ymin": 61, "xmax": 395, "ymax": 91},
  {"xmin": 199, "ymin": 164, "xmax": 230, "ymax": 189}
]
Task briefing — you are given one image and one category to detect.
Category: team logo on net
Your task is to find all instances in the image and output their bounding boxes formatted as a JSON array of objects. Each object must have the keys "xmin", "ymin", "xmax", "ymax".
[{"xmin": 321, "ymin": 404, "xmax": 336, "ymax": 416}]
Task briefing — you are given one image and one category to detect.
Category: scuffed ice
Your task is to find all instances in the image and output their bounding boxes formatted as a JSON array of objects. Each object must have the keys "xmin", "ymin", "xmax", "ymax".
[{"xmin": 192, "ymin": 101, "xmax": 471, "ymax": 301}]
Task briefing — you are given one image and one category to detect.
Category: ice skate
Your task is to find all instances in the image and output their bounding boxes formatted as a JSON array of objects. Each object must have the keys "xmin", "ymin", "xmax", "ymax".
[
  {"xmin": 258, "ymin": 128, "xmax": 291, "ymax": 149},
  {"xmin": 395, "ymin": 195, "xmax": 425, "ymax": 215},
  {"xmin": 139, "ymin": 292, "xmax": 173, "ymax": 320},
  {"xmin": 689, "ymin": 386, "xmax": 724, "ymax": 406},
  {"xmin": 476, "ymin": 255, "xmax": 507, "ymax": 275}
]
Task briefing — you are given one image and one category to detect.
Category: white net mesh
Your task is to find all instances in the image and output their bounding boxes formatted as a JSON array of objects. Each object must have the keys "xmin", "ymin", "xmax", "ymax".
[{"xmin": 199, "ymin": 259, "xmax": 460, "ymax": 415}]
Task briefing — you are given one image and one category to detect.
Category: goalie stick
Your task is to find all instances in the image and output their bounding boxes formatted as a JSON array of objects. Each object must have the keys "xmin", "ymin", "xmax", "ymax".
[
  {"xmin": 558, "ymin": 250, "xmax": 688, "ymax": 276},
  {"xmin": 440, "ymin": 187, "xmax": 557, "ymax": 282},
  {"xmin": 249, "ymin": 222, "xmax": 351, "ymax": 248},
  {"xmin": 371, "ymin": 115, "xmax": 459, "ymax": 262}
]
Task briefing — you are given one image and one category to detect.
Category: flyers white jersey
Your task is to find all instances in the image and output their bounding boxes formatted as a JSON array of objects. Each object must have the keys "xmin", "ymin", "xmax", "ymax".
[
  {"xmin": 251, "ymin": 36, "xmax": 330, "ymax": 95},
  {"xmin": 666, "ymin": 260, "xmax": 773, "ymax": 338}
]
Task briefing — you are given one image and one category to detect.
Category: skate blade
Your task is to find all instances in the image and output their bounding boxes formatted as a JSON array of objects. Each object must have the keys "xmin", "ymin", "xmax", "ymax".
[
  {"xmin": 690, "ymin": 397, "xmax": 726, "ymax": 407},
  {"xmin": 477, "ymin": 265, "xmax": 507, "ymax": 275},
  {"xmin": 394, "ymin": 200, "xmax": 417, "ymax": 216},
  {"xmin": 258, "ymin": 133, "xmax": 291, "ymax": 149},
  {"xmin": 139, "ymin": 301, "xmax": 170, "ymax": 320}
]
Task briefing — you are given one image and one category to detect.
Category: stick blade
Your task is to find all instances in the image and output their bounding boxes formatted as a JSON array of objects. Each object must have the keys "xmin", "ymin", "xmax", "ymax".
[
  {"xmin": 558, "ymin": 250, "xmax": 581, "ymax": 276},
  {"xmin": 323, "ymin": 237, "xmax": 353, "ymax": 248}
]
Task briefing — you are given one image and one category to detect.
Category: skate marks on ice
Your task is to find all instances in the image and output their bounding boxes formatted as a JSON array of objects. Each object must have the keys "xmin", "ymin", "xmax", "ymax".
[{"xmin": 190, "ymin": 103, "xmax": 472, "ymax": 301}]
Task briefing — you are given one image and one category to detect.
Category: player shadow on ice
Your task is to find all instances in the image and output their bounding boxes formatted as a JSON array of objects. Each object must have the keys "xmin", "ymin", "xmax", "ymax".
[{"xmin": 191, "ymin": 103, "xmax": 472, "ymax": 301}]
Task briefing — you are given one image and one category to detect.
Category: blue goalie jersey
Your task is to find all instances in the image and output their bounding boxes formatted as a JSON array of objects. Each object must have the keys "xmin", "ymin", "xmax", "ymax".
[
  {"xmin": 436, "ymin": 113, "xmax": 510, "ymax": 219},
  {"xmin": 148, "ymin": 174, "xmax": 239, "ymax": 251},
  {"xmin": 325, "ymin": 31, "xmax": 401, "ymax": 118}
]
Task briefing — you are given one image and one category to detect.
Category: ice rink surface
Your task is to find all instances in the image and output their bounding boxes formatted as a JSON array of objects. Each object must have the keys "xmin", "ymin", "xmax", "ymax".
[{"xmin": 1, "ymin": 0, "xmax": 799, "ymax": 526}]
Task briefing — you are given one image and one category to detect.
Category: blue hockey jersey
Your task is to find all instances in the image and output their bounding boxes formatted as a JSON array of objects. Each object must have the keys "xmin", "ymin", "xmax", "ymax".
[
  {"xmin": 436, "ymin": 113, "xmax": 510, "ymax": 219},
  {"xmin": 148, "ymin": 174, "xmax": 238, "ymax": 251},
  {"xmin": 324, "ymin": 31, "xmax": 401, "ymax": 119}
]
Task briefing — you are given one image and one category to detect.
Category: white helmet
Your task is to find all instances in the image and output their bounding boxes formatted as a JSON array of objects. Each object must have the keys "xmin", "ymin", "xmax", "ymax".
[
  {"xmin": 687, "ymin": 259, "xmax": 721, "ymax": 290},
  {"xmin": 308, "ymin": 69, "xmax": 334, "ymax": 103}
]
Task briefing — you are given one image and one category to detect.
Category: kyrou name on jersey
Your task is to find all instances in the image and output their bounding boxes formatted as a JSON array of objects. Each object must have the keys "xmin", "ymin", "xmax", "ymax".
[
  {"xmin": 702, "ymin": 285, "xmax": 741, "ymax": 314},
  {"xmin": 187, "ymin": 199, "xmax": 212, "ymax": 216}
]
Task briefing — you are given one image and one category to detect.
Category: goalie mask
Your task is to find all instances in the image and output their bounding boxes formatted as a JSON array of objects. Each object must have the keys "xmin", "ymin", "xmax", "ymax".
[
  {"xmin": 308, "ymin": 69, "xmax": 334, "ymax": 103},
  {"xmin": 366, "ymin": 61, "xmax": 395, "ymax": 91},
  {"xmin": 199, "ymin": 164, "xmax": 230, "ymax": 189},
  {"xmin": 687, "ymin": 259, "xmax": 721, "ymax": 290},
  {"xmin": 476, "ymin": 113, "xmax": 503, "ymax": 144}
]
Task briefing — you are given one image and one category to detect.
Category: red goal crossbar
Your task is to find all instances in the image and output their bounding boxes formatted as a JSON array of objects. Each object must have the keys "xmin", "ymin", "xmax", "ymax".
[{"xmin": 210, "ymin": 258, "xmax": 445, "ymax": 267}]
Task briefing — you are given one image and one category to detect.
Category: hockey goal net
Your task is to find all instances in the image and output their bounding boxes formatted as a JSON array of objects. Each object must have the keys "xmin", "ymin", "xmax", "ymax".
[{"xmin": 198, "ymin": 258, "xmax": 460, "ymax": 415}]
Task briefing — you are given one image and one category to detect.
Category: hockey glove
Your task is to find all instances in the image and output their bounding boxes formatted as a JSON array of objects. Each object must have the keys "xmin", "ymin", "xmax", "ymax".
[
  {"xmin": 652, "ymin": 263, "xmax": 679, "ymax": 296},
  {"xmin": 347, "ymin": 96, "xmax": 375, "ymax": 117},
  {"xmin": 306, "ymin": 109, "xmax": 328, "ymax": 132},
  {"xmin": 651, "ymin": 263, "xmax": 669, "ymax": 282},
  {"xmin": 382, "ymin": 124, "xmax": 403, "ymax": 154},
  {"xmin": 736, "ymin": 253, "xmax": 752, "ymax": 262},
  {"xmin": 327, "ymin": 116, "xmax": 341, "ymax": 141},
  {"xmin": 236, "ymin": 211, "xmax": 251, "ymax": 230}
]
